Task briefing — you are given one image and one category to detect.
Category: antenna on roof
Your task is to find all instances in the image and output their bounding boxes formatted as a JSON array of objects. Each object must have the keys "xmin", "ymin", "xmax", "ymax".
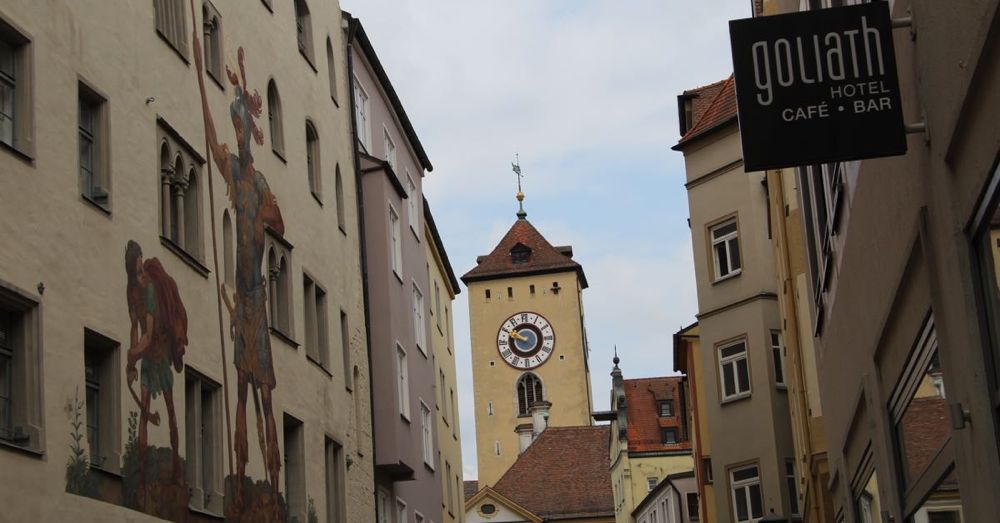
[{"xmin": 512, "ymin": 154, "xmax": 526, "ymax": 219}]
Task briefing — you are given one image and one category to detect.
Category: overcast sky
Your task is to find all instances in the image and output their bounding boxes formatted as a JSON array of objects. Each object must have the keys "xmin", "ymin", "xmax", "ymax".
[{"xmin": 340, "ymin": 0, "xmax": 753, "ymax": 481}]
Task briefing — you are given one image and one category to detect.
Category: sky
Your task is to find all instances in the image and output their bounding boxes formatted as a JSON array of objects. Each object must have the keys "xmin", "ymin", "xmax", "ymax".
[{"xmin": 340, "ymin": 0, "xmax": 753, "ymax": 481}]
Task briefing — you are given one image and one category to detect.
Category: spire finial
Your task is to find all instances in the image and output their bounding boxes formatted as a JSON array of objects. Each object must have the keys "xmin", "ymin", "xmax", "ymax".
[
  {"xmin": 512, "ymin": 154, "xmax": 526, "ymax": 219},
  {"xmin": 613, "ymin": 345, "xmax": 620, "ymax": 366}
]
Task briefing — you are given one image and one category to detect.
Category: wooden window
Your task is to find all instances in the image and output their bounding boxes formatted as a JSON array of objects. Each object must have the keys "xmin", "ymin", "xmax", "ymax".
[
  {"xmin": 335, "ymin": 165, "xmax": 346, "ymax": 232},
  {"xmin": 406, "ymin": 172, "xmax": 418, "ymax": 233},
  {"xmin": 202, "ymin": 1, "xmax": 223, "ymax": 84},
  {"xmin": 78, "ymin": 83, "xmax": 109, "ymax": 207},
  {"xmin": 446, "ymin": 462, "xmax": 454, "ymax": 513},
  {"xmin": 397, "ymin": 345, "xmax": 409, "ymax": 419},
  {"xmin": 303, "ymin": 273, "xmax": 329, "ymax": 368},
  {"xmin": 84, "ymin": 329, "xmax": 119, "ymax": 471},
  {"xmin": 771, "ymin": 331, "xmax": 786, "ymax": 388},
  {"xmin": 185, "ymin": 369, "xmax": 222, "ymax": 513},
  {"xmin": 353, "ymin": 78, "xmax": 370, "ymax": 151},
  {"xmin": 786, "ymin": 459, "xmax": 800, "ymax": 516},
  {"xmin": 341, "ymin": 311, "xmax": 352, "ymax": 390},
  {"xmin": 376, "ymin": 489, "xmax": 391, "ymax": 523},
  {"xmin": 154, "ymin": 0, "xmax": 189, "ymax": 57},
  {"xmin": 719, "ymin": 339, "xmax": 751, "ymax": 400},
  {"xmin": 413, "ymin": 283, "xmax": 426, "ymax": 354},
  {"xmin": 730, "ymin": 464, "xmax": 763, "ymax": 523},
  {"xmin": 384, "ymin": 128, "xmax": 397, "ymax": 171},
  {"xmin": 0, "ymin": 19, "xmax": 33, "ymax": 158},
  {"xmin": 687, "ymin": 492, "xmax": 700, "ymax": 520},
  {"xmin": 389, "ymin": 205, "xmax": 402, "ymax": 277},
  {"xmin": 421, "ymin": 401, "xmax": 433, "ymax": 466},
  {"xmin": 326, "ymin": 37, "xmax": 338, "ymax": 104},
  {"xmin": 647, "ymin": 476, "xmax": 657, "ymax": 492},
  {"xmin": 661, "ymin": 428, "xmax": 677, "ymax": 444},
  {"xmin": 306, "ymin": 121, "xmax": 321, "ymax": 199},
  {"xmin": 325, "ymin": 437, "xmax": 346, "ymax": 523},
  {"xmin": 293, "ymin": 0, "xmax": 314, "ymax": 64},
  {"xmin": 710, "ymin": 218, "xmax": 742, "ymax": 280},
  {"xmin": 283, "ymin": 414, "xmax": 306, "ymax": 522},
  {"xmin": 658, "ymin": 400, "xmax": 673, "ymax": 417},
  {"xmin": 267, "ymin": 80, "xmax": 284, "ymax": 157},
  {"xmin": 396, "ymin": 498, "xmax": 407, "ymax": 523}
]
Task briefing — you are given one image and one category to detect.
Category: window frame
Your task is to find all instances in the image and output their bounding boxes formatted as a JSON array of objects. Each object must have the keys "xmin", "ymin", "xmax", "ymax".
[
  {"xmin": 718, "ymin": 338, "xmax": 752, "ymax": 402},
  {"xmin": 335, "ymin": 165, "xmax": 346, "ymax": 233},
  {"xmin": 153, "ymin": 0, "xmax": 189, "ymax": 60},
  {"xmin": 709, "ymin": 216, "xmax": 743, "ymax": 282},
  {"xmin": 0, "ymin": 18, "xmax": 33, "ymax": 160},
  {"xmin": 420, "ymin": 400, "xmax": 433, "ymax": 468},
  {"xmin": 292, "ymin": 0, "xmax": 315, "ymax": 67},
  {"xmin": 786, "ymin": 459, "xmax": 800, "ymax": 516},
  {"xmin": 406, "ymin": 171, "xmax": 419, "ymax": 237},
  {"xmin": 326, "ymin": 37, "xmax": 338, "ymax": 105},
  {"xmin": 325, "ymin": 436, "xmax": 346, "ymax": 523},
  {"xmin": 383, "ymin": 126, "xmax": 397, "ymax": 171},
  {"xmin": 306, "ymin": 120, "xmax": 321, "ymax": 201},
  {"xmin": 283, "ymin": 413, "xmax": 306, "ymax": 522},
  {"xmin": 389, "ymin": 203, "xmax": 402, "ymax": 280},
  {"xmin": 78, "ymin": 81, "xmax": 110, "ymax": 210},
  {"xmin": 201, "ymin": 1, "xmax": 224, "ymax": 88},
  {"xmin": 396, "ymin": 344, "xmax": 410, "ymax": 421},
  {"xmin": 661, "ymin": 427, "xmax": 678, "ymax": 444},
  {"xmin": 185, "ymin": 367, "xmax": 223, "ymax": 513},
  {"xmin": 687, "ymin": 492, "xmax": 700, "ymax": 521},
  {"xmin": 413, "ymin": 282, "xmax": 426, "ymax": 356},
  {"xmin": 0, "ymin": 280, "xmax": 44, "ymax": 453},
  {"xmin": 353, "ymin": 77, "xmax": 370, "ymax": 152},
  {"xmin": 267, "ymin": 80, "xmax": 285, "ymax": 159},
  {"xmin": 658, "ymin": 400, "xmax": 673, "ymax": 417},
  {"xmin": 729, "ymin": 463, "xmax": 764, "ymax": 523},
  {"xmin": 771, "ymin": 330, "xmax": 787, "ymax": 389},
  {"xmin": 83, "ymin": 329, "xmax": 121, "ymax": 473}
]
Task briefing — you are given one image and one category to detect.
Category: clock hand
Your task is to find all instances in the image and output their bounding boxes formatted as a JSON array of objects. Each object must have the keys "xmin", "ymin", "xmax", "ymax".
[{"xmin": 508, "ymin": 329, "xmax": 528, "ymax": 341}]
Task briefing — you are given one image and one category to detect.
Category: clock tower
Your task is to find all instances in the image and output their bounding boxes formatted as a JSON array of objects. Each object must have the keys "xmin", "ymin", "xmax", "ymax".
[{"xmin": 461, "ymin": 197, "xmax": 594, "ymax": 487}]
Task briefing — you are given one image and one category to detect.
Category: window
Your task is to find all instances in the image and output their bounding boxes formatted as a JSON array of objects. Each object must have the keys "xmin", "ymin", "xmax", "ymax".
[
  {"xmin": 798, "ymin": 163, "xmax": 845, "ymax": 333},
  {"xmin": 185, "ymin": 369, "xmax": 222, "ymax": 513},
  {"xmin": 487, "ymin": 401, "xmax": 494, "ymax": 416},
  {"xmin": 389, "ymin": 205, "xmax": 402, "ymax": 277},
  {"xmin": 511, "ymin": 244, "xmax": 531, "ymax": 264},
  {"xmin": 0, "ymin": 286, "xmax": 42, "ymax": 450},
  {"xmin": 485, "ymin": 289, "xmax": 491, "ymax": 300},
  {"xmin": 406, "ymin": 173, "xmax": 418, "ymax": 233},
  {"xmin": 507, "ymin": 287, "xmax": 513, "ymax": 299},
  {"xmin": 647, "ymin": 476, "xmax": 657, "ymax": 492},
  {"xmin": 303, "ymin": 273, "xmax": 329, "ymax": 368},
  {"xmin": 79, "ymin": 83, "xmax": 109, "ymax": 207},
  {"xmin": 421, "ymin": 401, "xmax": 433, "ymax": 466},
  {"xmin": 341, "ymin": 310, "xmax": 352, "ymax": 390},
  {"xmin": 293, "ymin": 0, "xmax": 314, "ymax": 64},
  {"xmin": 494, "ymin": 441, "xmax": 501, "ymax": 455},
  {"xmin": 771, "ymin": 331, "xmax": 786, "ymax": 388},
  {"xmin": 972, "ymin": 165, "xmax": 1000, "ymax": 418},
  {"xmin": 266, "ymin": 240, "xmax": 293, "ymax": 339},
  {"xmin": 335, "ymin": 165, "xmax": 346, "ymax": 231},
  {"xmin": 353, "ymin": 79, "xmax": 370, "ymax": 151},
  {"xmin": 703, "ymin": 457, "xmax": 713, "ymax": 484},
  {"xmin": 396, "ymin": 498, "xmax": 407, "ymax": 523},
  {"xmin": 710, "ymin": 218, "xmax": 742, "ymax": 280},
  {"xmin": 719, "ymin": 339, "xmax": 751, "ymax": 400},
  {"xmin": 446, "ymin": 462, "xmax": 454, "ymax": 514},
  {"xmin": 384, "ymin": 129, "xmax": 397, "ymax": 171},
  {"xmin": 529, "ymin": 284, "xmax": 535, "ymax": 295},
  {"xmin": 397, "ymin": 345, "xmax": 410, "ymax": 420},
  {"xmin": 450, "ymin": 389, "xmax": 457, "ymax": 437},
  {"xmin": 658, "ymin": 400, "xmax": 673, "ymax": 417},
  {"xmin": 283, "ymin": 414, "xmax": 306, "ymax": 522},
  {"xmin": 439, "ymin": 370, "xmax": 447, "ymax": 419},
  {"xmin": 516, "ymin": 373, "xmax": 543, "ymax": 415},
  {"xmin": 353, "ymin": 366, "xmax": 363, "ymax": 453},
  {"xmin": 325, "ymin": 438, "xmax": 346, "ymax": 523},
  {"xmin": 0, "ymin": 21, "xmax": 31, "ymax": 157},
  {"xmin": 413, "ymin": 283, "xmax": 426, "ymax": 355},
  {"xmin": 661, "ymin": 428, "xmax": 677, "ymax": 444},
  {"xmin": 0, "ymin": 39, "xmax": 16, "ymax": 148},
  {"xmin": 326, "ymin": 37, "xmax": 338, "ymax": 104},
  {"xmin": 267, "ymin": 80, "xmax": 284, "ymax": 157},
  {"xmin": 84, "ymin": 329, "xmax": 119, "ymax": 471},
  {"xmin": 154, "ymin": 0, "xmax": 188, "ymax": 57},
  {"xmin": 687, "ymin": 492, "xmax": 700, "ymax": 520},
  {"xmin": 786, "ymin": 459, "xmax": 800, "ymax": 516},
  {"xmin": 415, "ymin": 512, "xmax": 425, "ymax": 523},
  {"xmin": 376, "ymin": 488, "xmax": 391, "ymax": 523},
  {"xmin": 433, "ymin": 283, "xmax": 442, "ymax": 330},
  {"xmin": 158, "ymin": 123, "xmax": 205, "ymax": 262},
  {"xmin": 202, "ymin": 1, "xmax": 223, "ymax": 84},
  {"xmin": 855, "ymin": 470, "xmax": 881, "ymax": 523},
  {"xmin": 306, "ymin": 121, "xmax": 321, "ymax": 199},
  {"xmin": 730, "ymin": 464, "xmax": 763, "ymax": 523}
]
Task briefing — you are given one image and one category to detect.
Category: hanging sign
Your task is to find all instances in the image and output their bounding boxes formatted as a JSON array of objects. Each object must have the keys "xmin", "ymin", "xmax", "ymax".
[{"xmin": 729, "ymin": 3, "xmax": 906, "ymax": 171}]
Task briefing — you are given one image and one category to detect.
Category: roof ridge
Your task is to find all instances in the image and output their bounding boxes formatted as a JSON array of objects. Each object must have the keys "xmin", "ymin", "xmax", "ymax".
[{"xmin": 683, "ymin": 76, "xmax": 730, "ymax": 95}]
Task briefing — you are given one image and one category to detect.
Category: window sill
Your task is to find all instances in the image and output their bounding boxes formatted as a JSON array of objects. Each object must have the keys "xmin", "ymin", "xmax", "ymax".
[
  {"xmin": 81, "ymin": 194, "xmax": 112, "ymax": 216},
  {"xmin": 272, "ymin": 147, "xmax": 287, "ymax": 164},
  {"xmin": 306, "ymin": 353, "xmax": 332, "ymax": 378},
  {"xmin": 331, "ymin": 95, "xmax": 340, "ymax": 109},
  {"xmin": 417, "ymin": 345, "xmax": 427, "ymax": 358},
  {"xmin": 207, "ymin": 69, "xmax": 226, "ymax": 92},
  {"xmin": 299, "ymin": 49, "xmax": 318, "ymax": 73},
  {"xmin": 400, "ymin": 413, "xmax": 411, "ymax": 424},
  {"xmin": 311, "ymin": 191, "xmax": 323, "ymax": 206},
  {"xmin": 392, "ymin": 270, "xmax": 403, "ymax": 284},
  {"xmin": 410, "ymin": 225, "xmax": 420, "ymax": 241},
  {"xmin": 160, "ymin": 236, "xmax": 210, "ymax": 277},
  {"xmin": 776, "ymin": 384, "xmax": 788, "ymax": 391},
  {"xmin": 720, "ymin": 392, "xmax": 752, "ymax": 405},
  {"xmin": 424, "ymin": 462, "xmax": 435, "ymax": 473},
  {"xmin": 0, "ymin": 139, "xmax": 34, "ymax": 164},
  {"xmin": 339, "ymin": 224, "xmax": 347, "ymax": 236},
  {"xmin": 270, "ymin": 327, "xmax": 299, "ymax": 349},
  {"xmin": 155, "ymin": 30, "xmax": 190, "ymax": 65},
  {"xmin": 711, "ymin": 270, "xmax": 742, "ymax": 285},
  {"xmin": 0, "ymin": 438, "xmax": 44, "ymax": 458}
]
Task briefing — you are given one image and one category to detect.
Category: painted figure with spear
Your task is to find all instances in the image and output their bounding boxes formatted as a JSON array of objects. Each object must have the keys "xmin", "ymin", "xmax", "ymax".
[{"xmin": 190, "ymin": 0, "xmax": 285, "ymax": 515}]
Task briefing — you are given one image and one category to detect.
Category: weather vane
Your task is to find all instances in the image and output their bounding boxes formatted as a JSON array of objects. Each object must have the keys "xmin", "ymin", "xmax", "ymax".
[{"xmin": 512, "ymin": 153, "xmax": 526, "ymax": 219}]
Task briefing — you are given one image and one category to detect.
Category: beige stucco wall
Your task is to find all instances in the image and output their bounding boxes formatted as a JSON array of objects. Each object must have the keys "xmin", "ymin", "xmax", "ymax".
[
  {"xmin": 0, "ymin": 0, "xmax": 372, "ymax": 521},
  {"xmin": 611, "ymin": 452, "xmax": 694, "ymax": 523},
  {"xmin": 466, "ymin": 270, "xmax": 593, "ymax": 487},
  {"xmin": 426, "ymin": 225, "xmax": 465, "ymax": 523},
  {"xmin": 681, "ymin": 124, "xmax": 796, "ymax": 520}
]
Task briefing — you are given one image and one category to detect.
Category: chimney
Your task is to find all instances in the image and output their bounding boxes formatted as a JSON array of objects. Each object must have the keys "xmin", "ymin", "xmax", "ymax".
[
  {"xmin": 530, "ymin": 400, "xmax": 552, "ymax": 440},
  {"xmin": 516, "ymin": 423, "xmax": 533, "ymax": 454}
]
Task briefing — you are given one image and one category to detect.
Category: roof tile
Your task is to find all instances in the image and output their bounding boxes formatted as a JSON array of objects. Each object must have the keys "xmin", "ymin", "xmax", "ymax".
[
  {"xmin": 675, "ymin": 74, "xmax": 737, "ymax": 149},
  {"xmin": 624, "ymin": 377, "xmax": 693, "ymax": 453},
  {"xmin": 461, "ymin": 218, "xmax": 587, "ymax": 288}
]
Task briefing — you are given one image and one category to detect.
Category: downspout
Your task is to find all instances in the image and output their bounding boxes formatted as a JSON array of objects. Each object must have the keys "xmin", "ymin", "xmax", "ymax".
[{"xmin": 345, "ymin": 15, "xmax": 378, "ymax": 484}]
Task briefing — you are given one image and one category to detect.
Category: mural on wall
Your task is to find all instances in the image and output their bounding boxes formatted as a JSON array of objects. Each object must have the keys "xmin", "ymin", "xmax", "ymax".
[
  {"xmin": 192, "ymin": 8, "xmax": 286, "ymax": 520},
  {"xmin": 123, "ymin": 240, "xmax": 191, "ymax": 519}
]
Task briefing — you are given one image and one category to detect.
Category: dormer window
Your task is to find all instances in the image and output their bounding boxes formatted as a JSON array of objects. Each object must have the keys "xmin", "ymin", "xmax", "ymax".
[
  {"xmin": 658, "ymin": 401, "xmax": 673, "ymax": 417},
  {"xmin": 511, "ymin": 243, "xmax": 532, "ymax": 264}
]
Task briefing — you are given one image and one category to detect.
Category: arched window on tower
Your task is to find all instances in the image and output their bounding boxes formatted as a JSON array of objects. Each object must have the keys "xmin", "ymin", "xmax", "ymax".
[{"xmin": 516, "ymin": 373, "xmax": 544, "ymax": 416}]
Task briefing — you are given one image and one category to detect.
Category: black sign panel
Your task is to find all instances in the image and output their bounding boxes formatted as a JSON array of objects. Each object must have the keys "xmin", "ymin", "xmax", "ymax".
[{"xmin": 729, "ymin": 3, "xmax": 906, "ymax": 171}]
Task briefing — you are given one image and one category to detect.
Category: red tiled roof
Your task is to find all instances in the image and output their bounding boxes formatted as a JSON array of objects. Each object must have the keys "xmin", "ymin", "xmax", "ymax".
[
  {"xmin": 683, "ymin": 78, "xmax": 729, "ymax": 132},
  {"xmin": 624, "ymin": 377, "xmax": 692, "ymax": 453},
  {"xmin": 674, "ymin": 74, "xmax": 737, "ymax": 149},
  {"xmin": 461, "ymin": 218, "xmax": 588, "ymax": 288},
  {"xmin": 464, "ymin": 480, "xmax": 479, "ymax": 501},
  {"xmin": 493, "ymin": 426, "xmax": 613, "ymax": 518}
]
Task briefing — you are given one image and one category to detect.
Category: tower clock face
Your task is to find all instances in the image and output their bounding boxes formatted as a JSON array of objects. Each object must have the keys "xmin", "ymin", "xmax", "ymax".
[{"xmin": 497, "ymin": 312, "xmax": 555, "ymax": 369}]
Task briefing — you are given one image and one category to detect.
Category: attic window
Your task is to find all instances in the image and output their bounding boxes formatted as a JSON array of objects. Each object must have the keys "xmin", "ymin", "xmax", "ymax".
[
  {"xmin": 480, "ymin": 504, "xmax": 496, "ymax": 515},
  {"xmin": 510, "ymin": 243, "xmax": 532, "ymax": 264},
  {"xmin": 658, "ymin": 401, "xmax": 673, "ymax": 417}
]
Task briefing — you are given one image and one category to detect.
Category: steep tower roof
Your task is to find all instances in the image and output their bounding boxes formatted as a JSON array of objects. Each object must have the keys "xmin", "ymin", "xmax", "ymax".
[{"xmin": 461, "ymin": 218, "xmax": 588, "ymax": 288}]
